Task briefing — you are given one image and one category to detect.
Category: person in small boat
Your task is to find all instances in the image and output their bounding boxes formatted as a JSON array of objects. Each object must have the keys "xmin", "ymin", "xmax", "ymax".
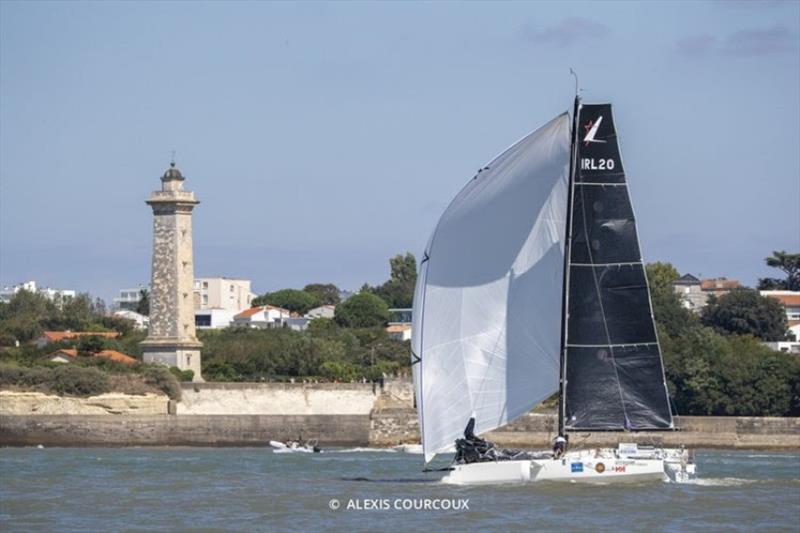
[{"xmin": 553, "ymin": 435, "xmax": 567, "ymax": 458}]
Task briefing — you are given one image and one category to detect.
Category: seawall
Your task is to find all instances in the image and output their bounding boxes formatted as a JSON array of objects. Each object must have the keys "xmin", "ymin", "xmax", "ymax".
[
  {"xmin": 0, "ymin": 415, "xmax": 369, "ymax": 447},
  {"xmin": 1, "ymin": 380, "xmax": 798, "ymax": 449},
  {"xmin": 372, "ymin": 410, "xmax": 800, "ymax": 450}
]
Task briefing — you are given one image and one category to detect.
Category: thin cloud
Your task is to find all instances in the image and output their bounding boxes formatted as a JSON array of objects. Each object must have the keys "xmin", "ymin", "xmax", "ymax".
[
  {"xmin": 525, "ymin": 17, "xmax": 609, "ymax": 48},
  {"xmin": 723, "ymin": 26, "xmax": 797, "ymax": 55},
  {"xmin": 676, "ymin": 26, "xmax": 797, "ymax": 56}
]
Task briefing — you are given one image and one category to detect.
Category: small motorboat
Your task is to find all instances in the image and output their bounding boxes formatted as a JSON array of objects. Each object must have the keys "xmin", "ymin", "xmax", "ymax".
[{"xmin": 270, "ymin": 439, "xmax": 321, "ymax": 454}]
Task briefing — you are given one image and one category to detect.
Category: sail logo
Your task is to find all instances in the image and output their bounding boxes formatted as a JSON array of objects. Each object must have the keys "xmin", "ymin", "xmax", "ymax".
[
  {"xmin": 581, "ymin": 158, "xmax": 615, "ymax": 171},
  {"xmin": 583, "ymin": 116, "xmax": 607, "ymax": 146}
]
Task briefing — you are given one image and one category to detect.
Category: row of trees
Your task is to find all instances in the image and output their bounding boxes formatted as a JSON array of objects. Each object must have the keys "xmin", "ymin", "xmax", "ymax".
[
  {"xmin": 250, "ymin": 253, "xmax": 417, "ymax": 327},
  {"xmin": 647, "ymin": 261, "xmax": 799, "ymax": 417},
  {"xmin": 0, "ymin": 291, "xmax": 136, "ymax": 346}
]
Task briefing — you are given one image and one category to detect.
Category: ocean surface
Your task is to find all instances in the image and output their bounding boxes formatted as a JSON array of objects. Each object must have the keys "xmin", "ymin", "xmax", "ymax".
[{"xmin": 1, "ymin": 447, "xmax": 798, "ymax": 532}]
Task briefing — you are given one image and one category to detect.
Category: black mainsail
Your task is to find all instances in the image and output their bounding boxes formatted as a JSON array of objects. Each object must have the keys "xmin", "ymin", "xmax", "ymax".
[{"xmin": 562, "ymin": 102, "xmax": 673, "ymax": 431}]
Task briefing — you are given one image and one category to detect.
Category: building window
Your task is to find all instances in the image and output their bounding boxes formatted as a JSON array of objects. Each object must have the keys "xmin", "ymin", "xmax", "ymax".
[
  {"xmin": 230, "ymin": 285, "xmax": 234, "ymax": 292},
  {"xmin": 195, "ymin": 315, "xmax": 211, "ymax": 327},
  {"xmin": 203, "ymin": 281, "xmax": 208, "ymax": 289}
]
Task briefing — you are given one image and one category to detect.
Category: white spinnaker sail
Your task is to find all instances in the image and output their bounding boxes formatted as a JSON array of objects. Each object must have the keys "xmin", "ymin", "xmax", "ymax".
[{"xmin": 412, "ymin": 113, "xmax": 571, "ymax": 462}]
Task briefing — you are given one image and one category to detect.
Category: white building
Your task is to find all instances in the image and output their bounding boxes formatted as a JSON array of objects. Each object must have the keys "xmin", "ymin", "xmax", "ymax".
[
  {"xmin": 760, "ymin": 291, "xmax": 800, "ymax": 321},
  {"xmin": 233, "ymin": 305, "xmax": 292, "ymax": 328},
  {"xmin": 386, "ymin": 324, "xmax": 412, "ymax": 341},
  {"xmin": 194, "ymin": 308, "xmax": 239, "ymax": 329},
  {"xmin": 194, "ymin": 277, "xmax": 256, "ymax": 312},
  {"xmin": 305, "ymin": 305, "xmax": 336, "ymax": 319},
  {"xmin": 112, "ymin": 309, "xmax": 149, "ymax": 330},
  {"xmin": 0, "ymin": 280, "xmax": 76, "ymax": 304},
  {"xmin": 113, "ymin": 286, "xmax": 147, "ymax": 311}
]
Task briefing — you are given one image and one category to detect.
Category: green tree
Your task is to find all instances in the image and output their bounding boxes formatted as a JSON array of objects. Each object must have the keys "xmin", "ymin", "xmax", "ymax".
[
  {"xmin": 701, "ymin": 289, "xmax": 788, "ymax": 341},
  {"xmin": 334, "ymin": 293, "xmax": 390, "ymax": 328},
  {"xmin": 757, "ymin": 251, "xmax": 800, "ymax": 291},
  {"xmin": 303, "ymin": 283, "xmax": 340, "ymax": 305},
  {"xmin": 369, "ymin": 252, "xmax": 417, "ymax": 308},
  {"xmin": 0, "ymin": 290, "xmax": 54, "ymax": 343},
  {"xmin": 645, "ymin": 262, "xmax": 699, "ymax": 337},
  {"xmin": 57, "ymin": 293, "xmax": 95, "ymax": 331},
  {"xmin": 77, "ymin": 335, "xmax": 106, "ymax": 356},
  {"xmin": 252, "ymin": 289, "xmax": 319, "ymax": 315},
  {"xmin": 136, "ymin": 289, "xmax": 150, "ymax": 316}
]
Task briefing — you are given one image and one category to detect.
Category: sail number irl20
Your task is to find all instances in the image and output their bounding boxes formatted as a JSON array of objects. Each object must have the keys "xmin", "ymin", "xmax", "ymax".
[{"xmin": 580, "ymin": 158, "xmax": 615, "ymax": 171}]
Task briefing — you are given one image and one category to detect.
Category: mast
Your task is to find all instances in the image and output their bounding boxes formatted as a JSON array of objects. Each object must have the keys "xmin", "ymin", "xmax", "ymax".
[{"xmin": 558, "ymin": 94, "xmax": 580, "ymax": 437}]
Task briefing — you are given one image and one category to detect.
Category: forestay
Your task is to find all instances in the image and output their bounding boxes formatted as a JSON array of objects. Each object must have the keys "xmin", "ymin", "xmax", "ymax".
[{"xmin": 412, "ymin": 113, "xmax": 571, "ymax": 462}]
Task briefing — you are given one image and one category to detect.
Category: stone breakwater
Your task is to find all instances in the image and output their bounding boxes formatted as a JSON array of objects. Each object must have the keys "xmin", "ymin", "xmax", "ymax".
[
  {"xmin": 1, "ymin": 381, "xmax": 798, "ymax": 449},
  {"xmin": 0, "ymin": 391, "xmax": 168, "ymax": 416}
]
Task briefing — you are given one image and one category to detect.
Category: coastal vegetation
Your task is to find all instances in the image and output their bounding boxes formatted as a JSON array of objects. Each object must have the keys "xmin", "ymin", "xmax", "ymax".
[{"xmin": 0, "ymin": 252, "xmax": 798, "ymax": 416}]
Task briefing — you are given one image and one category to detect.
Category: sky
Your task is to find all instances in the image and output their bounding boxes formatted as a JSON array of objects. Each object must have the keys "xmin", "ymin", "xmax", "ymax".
[{"xmin": 1, "ymin": 0, "xmax": 799, "ymax": 302}]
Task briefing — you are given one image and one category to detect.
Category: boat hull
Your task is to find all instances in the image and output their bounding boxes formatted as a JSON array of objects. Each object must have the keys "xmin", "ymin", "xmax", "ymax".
[{"xmin": 440, "ymin": 447, "xmax": 693, "ymax": 485}]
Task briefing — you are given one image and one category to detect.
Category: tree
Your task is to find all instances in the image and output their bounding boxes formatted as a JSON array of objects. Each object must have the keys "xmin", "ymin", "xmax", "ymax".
[
  {"xmin": 334, "ymin": 292, "xmax": 390, "ymax": 328},
  {"xmin": 252, "ymin": 289, "xmax": 319, "ymax": 315},
  {"xmin": 0, "ymin": 290, "xmax": 53, "ymax": 343},
  {"xmin": 701, "ymin": 289, "xmax": 788, "ymax": 341},
  {"xmin": 303, "ymin": 283, "xmax": 341, "ymax": 305},
  {"xmin": 645, "ymin": 262, "xmax": 699, "ymax": 337},
  {"xmin": 369, "ymin": 252, "xmax": 417, "ymax": 308},
  {"xmin": 757, "ymin": 251, "xmax": 800, "ymax": 291},
  {"xmin": 136, "ymin": 289, "xmax": 150, "ymax": 316},
  {"xmin": 77, "ymin": 335, "xmax": 106, "ymax": 356}
]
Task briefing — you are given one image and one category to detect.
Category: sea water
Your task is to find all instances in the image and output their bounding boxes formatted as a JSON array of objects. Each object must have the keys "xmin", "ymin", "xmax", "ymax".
[{"xmin": 0, "ymin": 448, "xmax": 798, "ymax": 531}]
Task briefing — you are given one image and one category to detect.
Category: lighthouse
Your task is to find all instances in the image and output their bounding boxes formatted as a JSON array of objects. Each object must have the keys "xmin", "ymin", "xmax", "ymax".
[{"xmin": 140, "ymin": 161, "xmax": 203, "ymax": 381}]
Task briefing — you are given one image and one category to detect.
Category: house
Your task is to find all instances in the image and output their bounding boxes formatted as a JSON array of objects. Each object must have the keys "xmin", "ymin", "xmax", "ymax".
[
  {"xmin": 672, "ymin": 274, "xmax": 706, "ymax": 312},
  {"xmin": 232, "ymin": 305, "xmax": 292, "ymax": 328},
  {"xmin": 36, "ymin": 331, "xmax": 121, "ymax": 349},
  {"xmin": 386, "ymin": 324, "xmax": 412, "ymax": 341},
  {"xmin": 1, "ymin": 280, "xmax": 76, "ymax": 304},
  {"xmin": 194, "ymin": 277, "xmax": 256, "ymax": 312},
  {"xmin": 286, "ymin": 317, "xmax": 310, "ymax": 331},
  {"xmin": 305, "ymin": 305, "xmax": 336, "ymax": 320},
  {"xmin": 112, "ymin": 310, "xmax": 149, "ymax": 330},
  {"xmin": 46, "ymin": 348, "xmax": 139, "ymax": 366},
  {"xmin": 194, "ymin": 308, "xmax": 239, "ymax": 329},
  {"xmin": 388, "ymin": 308, "xmax": 413, "ymax": 324},
  {"xmin": 701, "ymin": 278, "xmax": 742, "ymax": 299},
  {"xmin": 113, "ymin": 286, "xmax": 147, "ymax": 311},
  {"xmin": 760, "ymin": 291, "xmax": 800, "ymax": 322}
]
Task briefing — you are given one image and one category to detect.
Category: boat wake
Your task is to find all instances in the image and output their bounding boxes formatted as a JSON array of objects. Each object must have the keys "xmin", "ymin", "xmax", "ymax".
[
  {"xmin": 333, "ymin": 447, "xmax": 398, "ymax": 454},
  {"xmin": 668, "ymin": 477, "xmax": 757, "ymax": 487}
]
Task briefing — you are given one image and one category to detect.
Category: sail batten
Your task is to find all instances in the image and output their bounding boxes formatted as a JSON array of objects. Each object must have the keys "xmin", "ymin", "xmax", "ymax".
[
  {"xmin": 412, "ymin": 113, "xmax": 571, "ymax": 462},
  {"xmin": 563, "ymin": 103, "xmax": 673, "ymax": 431}
]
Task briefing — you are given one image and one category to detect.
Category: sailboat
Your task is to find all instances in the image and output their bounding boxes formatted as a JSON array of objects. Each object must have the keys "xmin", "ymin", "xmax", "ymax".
[{"xmin": 410, "ymin": 92, "xmax": 696, "ymax": 484}]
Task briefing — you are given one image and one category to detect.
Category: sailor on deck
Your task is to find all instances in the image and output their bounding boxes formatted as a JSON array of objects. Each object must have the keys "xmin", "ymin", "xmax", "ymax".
[{"xmin": 553, "ymin": 435, "xmax": 567, "ymax": 458}]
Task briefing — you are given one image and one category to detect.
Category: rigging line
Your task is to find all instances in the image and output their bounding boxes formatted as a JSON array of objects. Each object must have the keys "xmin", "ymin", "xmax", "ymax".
[
  {"xmin": 567, "ymin": 342, "xmax": 658, "ymax": 348},
  {"xmin": 571, "ymin": 261, "xmax": 642, "ymax": 267},
  {"xmin": 577, "ymin": 171, "xmax": 631, "ymax": 427}
]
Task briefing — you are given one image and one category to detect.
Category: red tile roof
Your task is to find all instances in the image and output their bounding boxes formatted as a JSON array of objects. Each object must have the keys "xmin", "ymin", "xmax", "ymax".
[
  {"xmin": 43, "ymin": 331, "xmax": 120, "ymax": 342},
  {"xmin": 700, "ymin": 279, "xmax": 741, "ymax": 291},
  {"xmin": 96, "ymin": 350, "xmax": 138, "ymax": 366},
  {"xmin": 765, "ymin": 293, "xmax": 800, "ymax": 307},
  {"xmin": 235, "ymin": 307, "xmax": 264, "ymax": 319},
  {"xmin": 47, "ymin": 348, "xmax": 138, "ymax": 366}
]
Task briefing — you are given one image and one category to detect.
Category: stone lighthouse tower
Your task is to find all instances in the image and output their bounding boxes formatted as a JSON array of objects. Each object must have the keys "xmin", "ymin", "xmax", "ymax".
[{"xmin": 140, "ymin": 161, "xmax": 203, "ymax": 381}]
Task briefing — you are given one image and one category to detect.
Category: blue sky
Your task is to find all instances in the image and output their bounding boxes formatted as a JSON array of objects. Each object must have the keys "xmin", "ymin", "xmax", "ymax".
[{"xmin": 1, "ymin": 0, "xmax": 798, "ymax": 302}]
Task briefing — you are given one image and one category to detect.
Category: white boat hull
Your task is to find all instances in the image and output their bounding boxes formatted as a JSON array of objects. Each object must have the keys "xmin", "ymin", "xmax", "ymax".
[{"xmin": 440, "ymin": 446, "xmax": 695, "ymax": 485}]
